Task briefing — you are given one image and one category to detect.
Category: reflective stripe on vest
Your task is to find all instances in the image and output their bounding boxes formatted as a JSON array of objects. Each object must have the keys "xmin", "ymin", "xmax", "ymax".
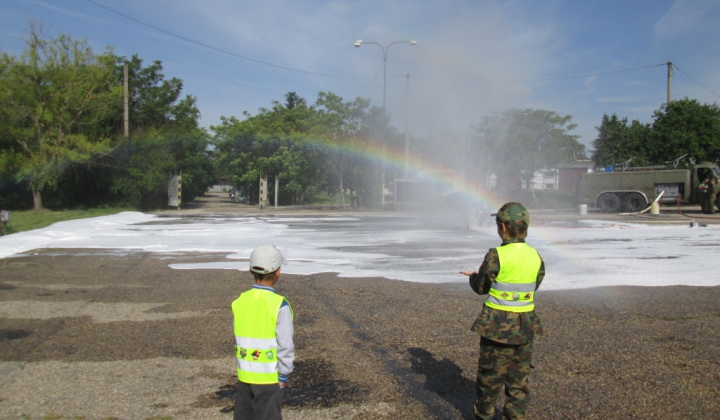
[
  {"xmin": 232, "ymin": 288, "xmax": 291, "ymax": 384},
  {"xmin": 485, "ymin": 243, "xmax": 541, "ymax": 313}
]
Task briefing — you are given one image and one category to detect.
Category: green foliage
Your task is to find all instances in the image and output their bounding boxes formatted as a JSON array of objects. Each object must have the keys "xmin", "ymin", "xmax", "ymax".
[
  {"xmin": 0, "ymin": 179, "xmax": 33, "ymax": 210},
  {"xmin": 212, "ymin": 91, "xmax": 384, "ymax": 207},
  {"xmin": 109, "ymin": 128, "xmax": 214, "ymax": 210},
  {"xmin": 470, "ymin": 109, "xmax": 586, "ymax": 191},
  {"xmin": 0, "ymin": 26, "xmax": 122, "ymax": 209},
  {"xmin": 0, "ymin": 27, "xmax": 210, "ymax": 212},
  {"xmin": 649, "ymin": 98, "xmax": 720, "ymax": 164},
  {"xmin": 591, "ymin": 99, "xmax": 720, "ymax": 168},
  {"xmin": 164, "ymin": 131, "xmax": 215, "ymax": 202},
  {"xmin": 38, "ymin": 158, "xmax": 121, "ymax": 209},
  {"xmin": 591, "ymin": 114, "xmax": 652, "ymax": 167},
  {"xmin": 111, "ymin": 135, "xmax": 176, "ymax": 209},
  {"xmin": 113, "ymin": 55, "xmax": 200, "ymax": 133}
]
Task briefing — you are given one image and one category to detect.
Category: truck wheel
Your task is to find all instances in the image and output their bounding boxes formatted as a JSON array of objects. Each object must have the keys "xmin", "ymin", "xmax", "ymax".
[
  {"xmin": 597, "ymin": 193, "xmax": 622, "ymax": 213},
  {"xmin": 623, "ymin": 193, "xmax": 646, "ymax": 212}
]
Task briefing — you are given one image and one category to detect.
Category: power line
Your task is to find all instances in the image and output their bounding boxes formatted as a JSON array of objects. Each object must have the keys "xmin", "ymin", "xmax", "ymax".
[
  {"xmin": 84, "ymin": 0, "xmax": 365, "ymax": 79},
  {"xmin": 76, "ymin": 1, "xmax": 720, "ymax": 100},
  {"xmin": 0, "ymin": 31, "xmax": 25, "ymax": 42},
  {"xmin": 523, "ymin": 63, "xmax": 667, "ymax": 81},
  {"xmin": 672, "ymin": 63, "xmax": 720, "ymax": 99},
  {"xmin": 524, "ymin": 62, "xmax": 720, "ymax": 100}
]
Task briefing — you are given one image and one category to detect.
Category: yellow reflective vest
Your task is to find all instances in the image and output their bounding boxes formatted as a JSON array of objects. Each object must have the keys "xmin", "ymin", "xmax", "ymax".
[
  {"xmin": 232, "ymin": 288, "xmax": 293, "ymax": 384},
  {"xmin": 485, "ymin": 243, "xmax": 541, "ymax": 312}
]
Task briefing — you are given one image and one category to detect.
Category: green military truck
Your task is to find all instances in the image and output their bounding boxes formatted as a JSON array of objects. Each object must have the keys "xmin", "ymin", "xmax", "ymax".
[{"xmin": 577, "ymin": 161, "xmax": 720, "ymax": 213}]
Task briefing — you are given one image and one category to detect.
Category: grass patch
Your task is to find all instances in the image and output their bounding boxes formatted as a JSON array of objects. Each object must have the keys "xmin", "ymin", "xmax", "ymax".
[{"xmin": 2, "ymin": 207, "xmax": 131, "ymax": 236}]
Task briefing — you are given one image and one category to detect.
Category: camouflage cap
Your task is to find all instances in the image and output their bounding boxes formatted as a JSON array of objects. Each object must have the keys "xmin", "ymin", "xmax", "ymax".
[{"xmin": 494, "ymin": 202, "xmax": 530, "ymax": 226}]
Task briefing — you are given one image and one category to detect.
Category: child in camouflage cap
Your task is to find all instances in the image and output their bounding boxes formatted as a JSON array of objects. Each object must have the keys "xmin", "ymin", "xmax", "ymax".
[{"xmin": 460, "ymin": 202, "xmax": 545, "ymax": 420}]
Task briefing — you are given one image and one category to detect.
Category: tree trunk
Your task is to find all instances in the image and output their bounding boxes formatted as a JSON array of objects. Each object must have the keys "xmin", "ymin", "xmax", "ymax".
[{"xmin": 32, "ymin": 186, "xmax": 43, "ymax": 210}]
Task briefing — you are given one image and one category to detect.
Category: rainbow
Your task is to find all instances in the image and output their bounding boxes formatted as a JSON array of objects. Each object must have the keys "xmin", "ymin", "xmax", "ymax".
[
  {"xmin": 283, "ymin": 134, "xmax": 505, "ymax": 212},
  {"xmin": 287, "ymin": 136, "xmax": 590, "ymax": 271}
]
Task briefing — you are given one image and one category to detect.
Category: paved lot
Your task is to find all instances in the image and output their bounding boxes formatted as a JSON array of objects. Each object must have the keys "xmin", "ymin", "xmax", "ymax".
[
  {"xmin": 0, "ymin": 193, "xmax": 718, "ymax": 419},
  {"xmin": 163, "ymin": 192, "xmax": 720, "ymax": 226}
]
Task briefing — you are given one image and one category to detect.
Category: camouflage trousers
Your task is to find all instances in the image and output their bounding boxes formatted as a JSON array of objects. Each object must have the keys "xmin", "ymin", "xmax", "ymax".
[
  {"xmin": 704, "ymin": 194, "xmax": 716, "ymax": 214},
  {"xmin": 474, "ymin": 337, "xmax": 533, "ymax": 420}
]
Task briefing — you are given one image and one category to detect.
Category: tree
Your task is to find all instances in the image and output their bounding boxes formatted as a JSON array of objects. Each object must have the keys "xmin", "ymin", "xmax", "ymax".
[
  {"xmin": 312, "ymin": 92, "xmax": 384, "ymax": 207},
  {"xmin": 108, "ymin": 130, "xmax": 212, "ymax": 210},
  {"xmin": 113, "ymin": 55, "xmax": 200, "ymax": 134},
  {"xmin": 591, "ymin": 114, "xmax": 652, "ymax": 168},
  {"xmin": 167, "ymin": 131, "xmax": 215, "ymax": 203},
  {"xmin": 105, "ymin": 56, "xmax": 210, "ymax": 209},
  {"xmin": 110, "ymin": 134, "xmax": 177, "ymax": 209},
  {"xmin": 591, "ymin": 99, "xmax": 720, "ymax": 169},
  {"xmin": 471, "ymin": 109, "xmax": 586, "ymax": 191},
  {"xmin": 648, "ymin": 98, "xmax": 720, "ymax": 164},
  {"xmin": 212, "ymin": 91, "xmax": 384, "ymax": 207},
  {"xmin": 0, "ymin": 27, "xmax": 121, "ymax": 209}
]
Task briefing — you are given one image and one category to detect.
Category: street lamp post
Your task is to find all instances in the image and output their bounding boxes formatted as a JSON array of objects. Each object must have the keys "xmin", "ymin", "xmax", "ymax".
[{"xmin": 354, "ymin": 38, "xmax": 417, "ymax": 206}]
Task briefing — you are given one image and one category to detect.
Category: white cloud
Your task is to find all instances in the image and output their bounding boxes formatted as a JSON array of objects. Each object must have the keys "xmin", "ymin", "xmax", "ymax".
[
  {"xmin": 654, "ymin": 0, "xmax": 720, "ymax": 40},
  {"xmin": 3, "ymin": 0, "xmax": 718, "ymax": 153}
]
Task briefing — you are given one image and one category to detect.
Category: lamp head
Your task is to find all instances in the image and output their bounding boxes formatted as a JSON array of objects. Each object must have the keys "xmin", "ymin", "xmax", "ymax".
[
  {"xmin": 409, "ymin": 39, "xmax": 418, "ymax": 46},
  {"xmin": 354, "ymin": 40, "xmax": 363, "ymax": 47}
]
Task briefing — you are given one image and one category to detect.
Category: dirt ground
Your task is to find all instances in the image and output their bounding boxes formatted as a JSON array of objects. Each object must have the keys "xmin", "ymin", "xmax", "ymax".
[{"xmin": 0, "ymin": 194, "xmax": 719, "ymax": 419}]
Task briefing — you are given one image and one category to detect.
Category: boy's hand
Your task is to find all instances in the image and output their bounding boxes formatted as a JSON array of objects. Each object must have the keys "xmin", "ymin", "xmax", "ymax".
[
  {"xmin": 278, "ymin": 381, "xmax": 286, "ymax": 388},
  {"xmin": 459, "ymin": 271, "xmax": 475, "ymax": 276}
]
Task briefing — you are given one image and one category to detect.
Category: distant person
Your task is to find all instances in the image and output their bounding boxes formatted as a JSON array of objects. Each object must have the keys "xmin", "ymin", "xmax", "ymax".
[
  {"xmin": 698, "ymin": 178, "xmax": 710, "ymax": 213},
  {"xmin": 460, "ymin": 202, "xmax": 545, "ymax": 420},
  {"xmin": 705, "ymin": 178, "xmax": 717, "ymax": 214},
  {"xmin": 232, "ymin": 245, "xmax": 294, "ymax": 420}
]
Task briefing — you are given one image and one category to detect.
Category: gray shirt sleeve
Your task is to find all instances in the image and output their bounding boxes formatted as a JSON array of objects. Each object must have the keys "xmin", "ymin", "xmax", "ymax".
[{"xmin": 275, "ymin": 304, "xmax": 294, "ymax": 378}]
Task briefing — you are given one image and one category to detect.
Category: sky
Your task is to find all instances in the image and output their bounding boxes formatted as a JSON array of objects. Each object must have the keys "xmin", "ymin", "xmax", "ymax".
[
  {"xmin": 1, "ymin": 212, "xmax": 719, "ymax": 291},
  {"xmin": 2, "ymin": 0, "xmax": 720, "ymax": 151}
]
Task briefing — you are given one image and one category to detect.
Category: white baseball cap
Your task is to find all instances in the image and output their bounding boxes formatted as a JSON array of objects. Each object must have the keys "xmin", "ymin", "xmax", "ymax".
[{"xmin": 249, "ymin": 245, "xmax": 287, "ymax": 274}]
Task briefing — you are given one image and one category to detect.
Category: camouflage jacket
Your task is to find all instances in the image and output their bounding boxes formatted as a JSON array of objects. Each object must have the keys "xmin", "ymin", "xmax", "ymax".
[{"xmin": 469, "ymin": 237, "xmax": 545, "ymax": 345}]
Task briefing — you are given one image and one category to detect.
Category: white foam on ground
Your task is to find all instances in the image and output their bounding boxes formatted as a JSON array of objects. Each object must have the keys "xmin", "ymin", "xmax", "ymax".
[{"xmin": 1, "ymin": 212, "xmax": 719, "ymax": 290}]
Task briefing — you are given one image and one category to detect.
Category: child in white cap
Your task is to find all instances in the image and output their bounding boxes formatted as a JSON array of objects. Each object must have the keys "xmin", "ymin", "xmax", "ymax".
[{"xmin": 231, "ymin": 245, "xmax": 294, "ymax": 420}]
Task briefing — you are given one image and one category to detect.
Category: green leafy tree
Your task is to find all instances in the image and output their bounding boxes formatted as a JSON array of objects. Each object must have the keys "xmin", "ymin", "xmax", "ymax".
[
  {"xmin": 212, "ymin": 91, "xmax": 384, "ymax": 206},
  {"xmin": 591, "ymin": 114, "xmax": 652, "ymax": 168},
  {"xmin": 312, "ymin": 92, "xmax": 383, "ymax": 206},
  {"xmin": 110, "ymin": 134, "xmax": 177, "ymax": 209},
  {"xmin": 102, "ymin": 55, "xmax": 210, "ymax": 209},
  {"xmin": 109, "ymin": 128, "xmax": 213, "ymax": 210},
  {"xmin": 648, "ymin": 98, "xmax": 720, "ymax": 164},
  {"xmin": 591, "ymin": 99, "xmax": 720, "ymax": 169},
  {"xmin": 166, "ymin": 131, "xmax": 215, "ymax": 202},
  {"xmin": 113, "ymin": 55, "xmax": 200, "ymax": 134},
  {"xmin": 471, "ymin": 109, "xmax": 586, "ymax": 191},
  {"xmin": 0, "ymin": 27, "xmax": 122, "ymax": 209}
]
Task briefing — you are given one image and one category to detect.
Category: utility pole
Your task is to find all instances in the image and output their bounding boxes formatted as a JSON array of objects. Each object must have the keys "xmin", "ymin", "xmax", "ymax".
[
  {"xmin": 667, "ymin": 61, "xmax": 673, "ymax": 105},
  {"xmin": 404, "ymin": 73, "xmax": 410, "ymax": 178},
  {"xmin": 274, "ymin": 175, "xmax": 278, "ymax": 210},
  {"xmin": 123, "ymin": 62, "xmax": 129, "ymax": 139},
  {"xmin": 353, "ymin": 39, "xmax": 417, "ymax": 208},
  {"xmin": 259, "ymin": 174, "xmax": 267, "ymax": 209}
]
